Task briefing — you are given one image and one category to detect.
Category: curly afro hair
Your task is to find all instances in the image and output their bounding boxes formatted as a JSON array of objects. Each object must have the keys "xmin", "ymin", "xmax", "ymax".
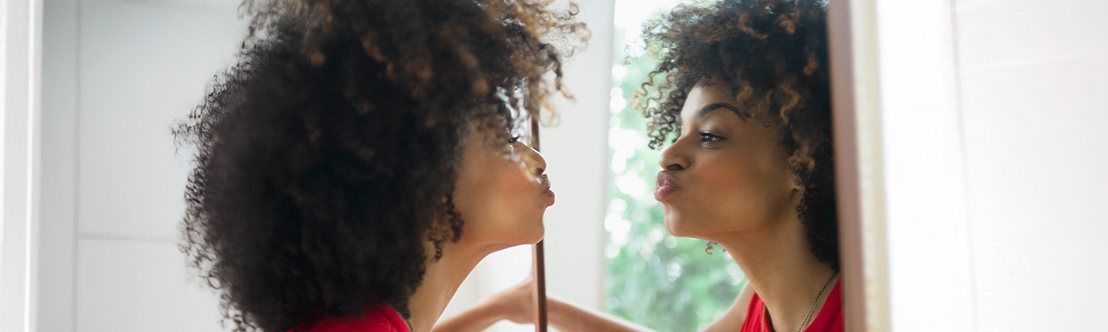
[
  {"xmin": 171, "ymin": 1, "xmax": 586, "ymax": 331},
  {"xmin": 636, "ymin": 0, "xmax": 838, "ymax": 271}
]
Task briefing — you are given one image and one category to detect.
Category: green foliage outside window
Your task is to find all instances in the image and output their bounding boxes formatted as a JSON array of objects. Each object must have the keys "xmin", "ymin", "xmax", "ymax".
[{"xmin": 604, "ymin": 23, "xmax": 748, "ymax": 331}]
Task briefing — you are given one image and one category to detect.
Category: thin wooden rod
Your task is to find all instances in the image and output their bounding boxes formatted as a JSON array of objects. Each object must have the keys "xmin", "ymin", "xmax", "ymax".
[{"xmin": 529, "ymin": 118, "xmax": 549, "ymax": 332}]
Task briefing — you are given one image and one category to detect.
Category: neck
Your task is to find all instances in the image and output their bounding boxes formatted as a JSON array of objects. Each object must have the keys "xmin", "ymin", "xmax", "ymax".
[
  {"xmin": 405, "ymin": 243, "xmax": 494, "ymax": 332},
  {"xmin": 712, "ymin": 218, "xmax": 835, "ymax": 332}
]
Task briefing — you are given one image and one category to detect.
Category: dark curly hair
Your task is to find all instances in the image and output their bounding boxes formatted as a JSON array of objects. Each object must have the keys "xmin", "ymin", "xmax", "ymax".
[
  {"xmin": 171, "ymin": 1, "xmax": 586, "ymax": 331},
  {"xmin": 636, "ymin": 0, "xmax": 838, "ymax": 271}
]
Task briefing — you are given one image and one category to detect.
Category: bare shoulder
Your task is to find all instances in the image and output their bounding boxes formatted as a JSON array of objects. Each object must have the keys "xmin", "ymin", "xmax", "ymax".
[{"xmin": 699, "ymin": 282, "xmax": 756, "ymax": 332}]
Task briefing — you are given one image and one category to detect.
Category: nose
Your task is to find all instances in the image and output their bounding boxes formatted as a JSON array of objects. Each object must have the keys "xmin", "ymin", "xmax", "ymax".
[
  {"xmin": 514, "ymin": 141, "xmax": 547, "ymax": 175},
  {"xmin": 658, "ymin": 137, "xmax": 690, "ymax": 171}
]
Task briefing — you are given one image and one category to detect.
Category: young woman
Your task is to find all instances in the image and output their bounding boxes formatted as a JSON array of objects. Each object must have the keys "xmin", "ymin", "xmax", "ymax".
[
  {"xmin": 436, "ymin": 0, "xmax": 840, "ymax": 331},
  {"xmin": 172, "ymin": 1, "xmax": 585, "ymax": 332}
]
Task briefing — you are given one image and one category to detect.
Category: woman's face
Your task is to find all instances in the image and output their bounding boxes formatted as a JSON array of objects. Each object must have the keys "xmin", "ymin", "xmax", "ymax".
[
  {"xmin": 654, "ymin": 83, "xmax": 802, "ymax": 240},
  {"xmin": 452, "ymin": 125, "xmax": 554, "ymax": 251}
]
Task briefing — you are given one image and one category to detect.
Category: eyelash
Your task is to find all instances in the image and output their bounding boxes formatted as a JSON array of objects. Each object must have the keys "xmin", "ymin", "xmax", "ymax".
[
  {"xmin": 699, "ymin": 131, "xmax": 724, "ymax": 143},
  {"xmin": 670, "ymin": 131, "xmax": 725, "ymax": 145}
]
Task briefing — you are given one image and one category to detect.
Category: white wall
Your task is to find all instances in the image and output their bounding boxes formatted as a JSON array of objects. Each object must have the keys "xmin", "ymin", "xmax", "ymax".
[
  {"xmin": 879, "ymin": 1, "xmax": 1108, "ymax": 331},
  {"xmin": 40, "ymin": 1, "xmax": 248, "ymax": 331},
  {"xmin": 956, "ymin": 2, "xmax": 1108, "ymax": 330},
  {"xmin": 40, "ymin": 1, "xmax": 613, "ymax": 332}
]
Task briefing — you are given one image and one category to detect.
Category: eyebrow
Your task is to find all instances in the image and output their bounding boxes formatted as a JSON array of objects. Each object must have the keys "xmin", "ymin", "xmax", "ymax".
[{"xmin": 696, "ymin": 102, "xmax": 743, "ymax": 118}]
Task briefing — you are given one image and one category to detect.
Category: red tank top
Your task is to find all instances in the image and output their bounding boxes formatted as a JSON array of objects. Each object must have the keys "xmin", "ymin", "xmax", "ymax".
[
  {"xmin": 740, "ymin": 281, "xmax": 843, "ymax": 332},
  {"xmin": 295, "ymin": 305, "xmax": 410, "ymax": 332}
]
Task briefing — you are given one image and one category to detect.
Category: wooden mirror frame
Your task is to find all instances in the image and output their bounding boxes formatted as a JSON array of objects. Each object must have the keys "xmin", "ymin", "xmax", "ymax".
[
  {"xmin": 529, "ymin": 118, "xmax": 549, "ymax": 332},
  {"xmin": 827, "ymin": 0, "xmax": 892, "ymax": 331}
]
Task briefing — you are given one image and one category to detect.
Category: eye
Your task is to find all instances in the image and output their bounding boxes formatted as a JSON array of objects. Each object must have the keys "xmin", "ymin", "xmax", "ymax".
[
  {"xmin": 699, "ymin": 131, "xmax": 724, "ymax": 143},
  {"xmin": 509, "ymin": 135, "xmax": 522, "ymax": 144}
]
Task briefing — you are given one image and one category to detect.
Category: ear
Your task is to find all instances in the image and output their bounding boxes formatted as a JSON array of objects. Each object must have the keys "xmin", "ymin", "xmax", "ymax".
[
  {"xmin": 785, "ymin": 152, "xmax": 811, "ymax": 192},
  {"xmin": 790, "ymin": 173, "xmax": 805, "ymax": 192}
]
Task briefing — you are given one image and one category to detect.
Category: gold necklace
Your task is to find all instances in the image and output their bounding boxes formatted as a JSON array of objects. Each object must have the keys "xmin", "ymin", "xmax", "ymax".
[{"xmin": 764, "ymin": 272, "xmax": 838, "ymax": 332}]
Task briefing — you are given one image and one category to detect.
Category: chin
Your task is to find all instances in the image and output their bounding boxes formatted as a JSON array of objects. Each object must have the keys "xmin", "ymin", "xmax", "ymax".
[
  {"xmin": 663, "ymin": 212, "xmax": 708, "ymax": 239},
  {"xmin": 501, "ymin": 212, "xmax": 544, "ymax": 245},
  {"xmin": 522, "ymin": 233, "xmax": 544, "ymax": 245},
  {"xmin": 663, "ymin": 215, "xmax": 689, "ymax": 237},
  {"xmin": 522, "ymin": 222, "xmax": 545, "ymax": 244},
  {"xmin": 662, "ymin": 207, "xmax": 684, "ymax": 235},
  {"xmin": 665, "ymin": 223, "xmax": 689, "ymax": 238}
]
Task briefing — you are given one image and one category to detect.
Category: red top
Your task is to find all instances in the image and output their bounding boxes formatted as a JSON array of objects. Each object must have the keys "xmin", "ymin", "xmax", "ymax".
[
  {"xmin": 740, "ymin": 281, "xmax": 843, "ymax": 332},
  {"xmin": 296, "ymin": 306, "xmax": 410, "ymax": 332}
]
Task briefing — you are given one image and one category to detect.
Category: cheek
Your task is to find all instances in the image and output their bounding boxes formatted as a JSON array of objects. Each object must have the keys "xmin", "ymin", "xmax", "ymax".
[
  {"xmin": 498, "ymin": 163, "xmax": 538, "ymax": 210},
  {"xmin": 452, "ymin": 147, "xmax": 547, "ymax": 246},
  {"xmin": 699, "ymin": 154, "xmax": 760, "ymax": 192},
  {"xmin": 480, "ymin": 160, "xmax": 536, "ymax": 223},
  {"xmin": 692, "ymin": 155, "xmax": 785, "ymax": 224}
]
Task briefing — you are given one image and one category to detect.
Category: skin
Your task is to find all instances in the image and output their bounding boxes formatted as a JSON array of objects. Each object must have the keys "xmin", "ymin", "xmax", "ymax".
[
  {"xmin": 405, "ymin": 124, "xmax": 554, "ymax": 332},
  {"xmin": 434, "ymin": 83, "xmax": 836, "ymax": 332}
]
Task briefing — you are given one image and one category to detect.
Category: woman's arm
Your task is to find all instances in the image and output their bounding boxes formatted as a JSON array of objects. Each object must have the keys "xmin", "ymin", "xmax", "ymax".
[
  {"xmin": 545, "ymin": 296, "xmax": 653, "ymax": 332},
  {"xmin": 699, "ymin": 282, "xmax": 753, "ymax": 332},
  {"xmin": 433, "ymin": 277, "xmax": 653, "ymax": 332}
]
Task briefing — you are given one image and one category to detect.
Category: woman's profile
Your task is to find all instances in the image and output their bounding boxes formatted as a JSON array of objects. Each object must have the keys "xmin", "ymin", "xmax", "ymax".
[
  {"xmin": 437, "ymin": 0, "xmax": 840, "ymax": 331},
  {"xmin": 172, "ymin": 1, "xmax": 585, "ymax": 331}
]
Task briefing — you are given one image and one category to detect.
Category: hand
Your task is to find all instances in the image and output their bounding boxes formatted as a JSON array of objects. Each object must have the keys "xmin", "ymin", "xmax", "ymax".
[
  {"xmin": 484, "ymin": 274, "xmax": 536, "ymax": 324},
  {"xmin": 432, "ymin": 275, "xmax": 535, "ymax": 332}
]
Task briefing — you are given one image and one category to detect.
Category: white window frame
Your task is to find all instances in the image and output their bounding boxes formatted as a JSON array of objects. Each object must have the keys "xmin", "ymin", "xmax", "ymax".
[{"xmin": 1, "ymin": 1, "xmax": 43, "ymax": 332}]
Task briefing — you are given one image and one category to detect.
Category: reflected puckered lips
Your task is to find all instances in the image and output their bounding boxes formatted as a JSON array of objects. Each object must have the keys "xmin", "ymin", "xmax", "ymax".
[
  {"xmin": 654, "ymin": 172, "xmax": 680, "ymax": 201},
  {"xmin": 540, "ymin": 174, "xmax": 555, "ymax": 205}
]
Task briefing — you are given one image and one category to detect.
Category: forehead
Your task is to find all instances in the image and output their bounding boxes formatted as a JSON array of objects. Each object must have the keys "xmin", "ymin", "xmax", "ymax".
[{"xmin": 680, "ymin": 82, "xmax": 738, "ymax": 122}]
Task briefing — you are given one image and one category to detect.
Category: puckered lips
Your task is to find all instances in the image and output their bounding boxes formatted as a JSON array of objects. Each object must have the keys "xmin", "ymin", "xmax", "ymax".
[
  {"xmin": 539, "ymin": 174, "xmax": 555, "ymax": 206},
  {"xmin": 654, "ymin": 172, "xmax": 680, "ymax": 202}
]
